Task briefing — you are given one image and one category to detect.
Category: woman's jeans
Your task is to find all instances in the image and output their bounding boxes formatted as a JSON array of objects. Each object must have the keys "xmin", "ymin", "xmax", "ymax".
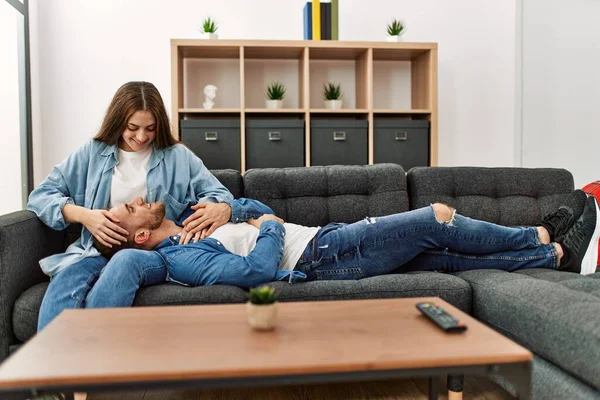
[
  {"xmin": 295, "ymin": 205, "xmax": 558, "ymax": 281},
  {"xmin": 37, "ymin": 249, "xmax": 167, "ymax": 331}
]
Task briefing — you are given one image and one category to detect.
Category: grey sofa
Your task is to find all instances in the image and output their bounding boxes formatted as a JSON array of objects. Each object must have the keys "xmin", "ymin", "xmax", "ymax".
[{"xmin": 0, "ymin": 164, "xmax": 598, "ymax": 399}]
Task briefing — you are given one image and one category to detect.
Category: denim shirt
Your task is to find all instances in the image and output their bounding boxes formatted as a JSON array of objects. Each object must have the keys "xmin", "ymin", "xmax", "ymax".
[
  {"xmin": 155, "ymin": 220, "xmax": 307, "ymax": 288},
  {"xmin": 28, "ymin": 139, "xmax": 239, "ymax": 276}
]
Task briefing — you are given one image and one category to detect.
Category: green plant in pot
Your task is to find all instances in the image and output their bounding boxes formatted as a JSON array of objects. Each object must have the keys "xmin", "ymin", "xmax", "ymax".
[
  {"xmin": 247, "ymin": 286, "xmax": 278, "ymax": 330},
  {"xmin": 323, "ymin": 82, "xmax": 342, "ymax": 109},
  {"xmin": 386, "ymin": 19, "xmax": 405, "ymax": 42},
  {"xmin": 199, "ymin": 17, "xmax": 219, "ymax": 39},
  {"xmin": 265, "ymin": 81, "xmax": 286, "ymax": 109}
]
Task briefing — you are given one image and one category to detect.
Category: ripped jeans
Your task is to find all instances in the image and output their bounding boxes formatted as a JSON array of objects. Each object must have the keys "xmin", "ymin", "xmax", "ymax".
[{"xmin": 295, "ymin": 205, "xmax": 558, "ymax": 280}]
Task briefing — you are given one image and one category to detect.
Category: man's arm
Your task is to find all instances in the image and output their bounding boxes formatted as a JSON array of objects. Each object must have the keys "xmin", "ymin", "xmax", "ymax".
[{"xmin": 166, "ymin": 216, "xmax": 285, "ymax": 289}]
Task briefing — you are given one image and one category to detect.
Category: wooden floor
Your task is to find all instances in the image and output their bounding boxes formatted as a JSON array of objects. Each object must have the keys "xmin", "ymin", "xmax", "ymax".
[{"xmin": 80, "ymin": 376, "xmax": 513, "ymax": 400}]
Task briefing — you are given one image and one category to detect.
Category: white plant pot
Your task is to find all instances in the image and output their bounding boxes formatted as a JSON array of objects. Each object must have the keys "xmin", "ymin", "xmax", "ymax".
[
  {"xmin": 324, "ymin": 100, "xmax": 342, "ymax": 110},
  {"xmin": 247, "ymin": 302, "xmax": 277, "ymax": 330},
  {"xmin": 387, "ymin": 35, "xmax": 403, "ymax": 42},
  {"xmin": 201, "ymin": 32, "xmax": 219, "ymax": 40},
  {"xmin": 266, "ymin": 99, "xmax": 283, "ymax": 109}
]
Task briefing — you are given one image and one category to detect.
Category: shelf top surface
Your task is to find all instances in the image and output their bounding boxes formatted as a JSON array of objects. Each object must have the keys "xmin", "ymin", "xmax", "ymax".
[{"xmin": 173, "ymin": 39, "xmax": 437, "ymax": 59}]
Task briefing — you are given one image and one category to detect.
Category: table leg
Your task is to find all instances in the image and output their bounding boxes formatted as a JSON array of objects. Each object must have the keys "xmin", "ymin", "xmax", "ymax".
[
  {"xmin": 447, "ymin": 374, "xmax": 464, "ymax": 400},
  {"xmin": 428, "ymin": 376, "xmax": 439, "ymax": 400}
]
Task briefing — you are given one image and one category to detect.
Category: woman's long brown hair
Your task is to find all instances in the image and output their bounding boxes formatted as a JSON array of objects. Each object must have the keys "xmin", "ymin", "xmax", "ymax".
[{"xmin": 94, "ymin": 81, "xmax": 178, "ymax": 148}]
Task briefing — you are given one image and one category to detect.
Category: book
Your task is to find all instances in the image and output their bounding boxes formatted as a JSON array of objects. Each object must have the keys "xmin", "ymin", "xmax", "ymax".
[
  {"xmin": 331, "ymin": 0, "xmax": 338, "ymax": 40},
  {"xmin": 320, "ymin": 2, "xmax": 331, "ymax": 40},
  {"xmin": 303, "ymin": 2, "xmax": 312, "ymax": 40},
  {"xmin": 312, "ymin": 0, "xmax": 321, "ymax": 40}
]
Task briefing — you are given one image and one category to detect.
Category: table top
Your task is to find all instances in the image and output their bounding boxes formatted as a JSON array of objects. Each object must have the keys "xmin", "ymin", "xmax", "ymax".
[{"xmin": 0, "ymin": 297, "xmax": 532, "ymax": 389}]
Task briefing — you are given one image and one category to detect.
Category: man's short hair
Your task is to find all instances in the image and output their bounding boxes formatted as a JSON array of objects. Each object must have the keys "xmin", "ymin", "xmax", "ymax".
[{"xmin": 93, "ymin": 237, "xmax": 135, "ymax": 259}]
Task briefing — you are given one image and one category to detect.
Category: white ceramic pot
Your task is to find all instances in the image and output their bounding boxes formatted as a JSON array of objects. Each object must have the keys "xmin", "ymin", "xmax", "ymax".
[
  {"xmin": 247, "ymin": 302, "xmax": 277, "ymax": 330},
  {"xmin": 324, "ymin": 100, "xmax": 342, "ymax": 110},
  {"xmin": 387, "ymin": 35, "xmax": 403, "ymax": 42},
  {"xmin": 266, "ymin": 100, "xmax": 283, "ymax": 109},
  {"xmin": 201, "ymin": 32, "xmax": 219, "ymax": 40}
]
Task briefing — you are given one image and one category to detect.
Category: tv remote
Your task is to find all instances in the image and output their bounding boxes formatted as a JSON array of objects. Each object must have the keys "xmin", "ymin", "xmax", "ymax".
[{"xmin": 416, "ymin": 302, "xmax": 467, "ymax": 333}]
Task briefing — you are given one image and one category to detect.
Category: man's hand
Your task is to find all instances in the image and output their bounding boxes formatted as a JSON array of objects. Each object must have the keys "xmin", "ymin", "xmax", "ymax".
[
  {"xmin": 180, "ymin": 202, "xmax": 232, "ymax": 244},
  {"xmin": 247, "ymin": 214, "xmax": 284, "ymax": 229}
]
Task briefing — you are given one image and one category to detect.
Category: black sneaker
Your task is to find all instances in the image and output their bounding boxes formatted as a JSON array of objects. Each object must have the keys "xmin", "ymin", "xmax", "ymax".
[
  {"xmin": 540, "ymin": 189, "xmax": 588, "ymax": 241},
  {"xmin": 559, "ymin": 196, "xmax": 600, "ymax": 275}
]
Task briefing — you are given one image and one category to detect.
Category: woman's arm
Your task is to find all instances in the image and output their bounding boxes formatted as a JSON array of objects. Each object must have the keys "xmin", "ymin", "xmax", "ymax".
[{"xmin": 27, "ymin": 141, "xmax": 93, "ymax": 230}]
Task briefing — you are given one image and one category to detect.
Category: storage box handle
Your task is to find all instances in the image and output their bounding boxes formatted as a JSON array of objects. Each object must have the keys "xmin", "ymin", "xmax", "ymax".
[
  {"xmin": 268, "ymin": 131, "xmax": 281, "ymax": 141},
  {"xmin": 395, "ymin": 131, "xmax": 408, "ymax": 141},
  {"xmin": 205, "ymin": 131, "xmax": 218, "ymax": 141},
  {"xmin": 333, "ymin": 131, "xmax": 346, "ymax": 141}
]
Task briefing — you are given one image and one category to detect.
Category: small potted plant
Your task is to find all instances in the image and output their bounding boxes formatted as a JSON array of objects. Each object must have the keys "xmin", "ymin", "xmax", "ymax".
[
  {"xmin": 247, "ymin": 285, "xmax": 278, "ymax": 330},
  {"xmin": 323, "ymin": 82, "xmax": 342, "ymax": 109},
  {"xmin": 386, "ymin": 19, "xmax": 405, "ymax": 42},
  {"xmin": 199, "ymin": 17, "xmax": 218, "ymax": 39},
  {"xmin": 265, "ymin": 81, "xmax": 286, "ymax": 109}
]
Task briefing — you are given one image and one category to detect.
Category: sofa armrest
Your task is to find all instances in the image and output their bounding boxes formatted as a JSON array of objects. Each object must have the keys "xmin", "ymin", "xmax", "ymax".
[{"xmin": 0, "ymin": 210, "xmax": 66, "ymax": 361}]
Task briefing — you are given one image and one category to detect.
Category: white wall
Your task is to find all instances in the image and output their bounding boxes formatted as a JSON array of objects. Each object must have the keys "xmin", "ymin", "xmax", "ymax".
[
  {"xmin": 31, "ymin": 0, "xmax": 518, "ymax": 184},
  {"xmin": 0, "ymin": 2, "xmax": 24, "ymax": 214},
  {"xmin": 521, "ymin": 0, "xmax": 600, "ymax": 188}
]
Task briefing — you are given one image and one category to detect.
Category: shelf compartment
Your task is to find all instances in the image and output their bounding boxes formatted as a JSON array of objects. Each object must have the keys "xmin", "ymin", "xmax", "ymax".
[
  {"xmin": 246, "ymin": 108, "xmax": 306, "ymax": 114},
  {"xmin": 243, "ymin": 47, "xmax": 306, "ymax": 110},
  {"xmin": 179, "ymin": 108, "xmax": 241, "ymax": 113},
  {"xmin": 373, "ymin": 119, "xmax": 430, "ymax": 171},
  {"xmin": 180, "ymin": 118, "xmax": 241, "ymax": 171},
  {"xmin": 183, "ymin": 54, "xmax": 241, "ymax": 109},
  {"xmin": 373, "ymin": 59, "xmax": 411, "ymax": 110},
  {"xmin": 310, "ymin": 119, "xmax": 368, "ymax": 167},
  {"xmin": 246, "ymin": 118, "xmax": 305, "ymax": 170},
  {"xmin": 309, "ymin": 48, "xmax": 369, "ymax": 110},
  {"xmin": 310, "ymin": 109, "xmax": 369, "ymax": 114},
  {"xmin": 372, "ymin": 109, "xmax": 431, "ymax": 114}
]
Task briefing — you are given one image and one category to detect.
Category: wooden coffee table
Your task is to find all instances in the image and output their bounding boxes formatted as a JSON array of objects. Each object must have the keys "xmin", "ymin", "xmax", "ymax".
[{"xmin": 0, "ymin": 298, "xmax": 532, "ymax": 400}]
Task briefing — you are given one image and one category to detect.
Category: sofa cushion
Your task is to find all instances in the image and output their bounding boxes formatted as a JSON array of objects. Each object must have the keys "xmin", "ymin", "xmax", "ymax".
[
  {"xmin": 407, "ymin": 167, "xmax": 574, "ymax": 226},
  {"xmin": 12, "ymin": 282, "xmax": 249, "ymax": 343},
  {"xmin": 243, "ymin": 164, "xmax": 409, "ymax": 227},
  {"xmin": 268, "ymin": 272, "xmax": 472, "ymax": 313},
  {"xmin": 453, "ymin": 269, "xmax": 600, "ymax": 390}
]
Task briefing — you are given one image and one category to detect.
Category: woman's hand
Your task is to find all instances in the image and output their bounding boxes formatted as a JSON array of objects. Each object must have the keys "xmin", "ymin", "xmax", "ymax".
[
  {"xmin": 180, "ymin": 202, "xmax": 232, "ymax": 244},
  {"xmin": 81, "ymin": 209, "xmax": 129, "ymax": 248},
  {"xmin": 247, "ymin": 214, "xmax": 284, "ymax": 229}
]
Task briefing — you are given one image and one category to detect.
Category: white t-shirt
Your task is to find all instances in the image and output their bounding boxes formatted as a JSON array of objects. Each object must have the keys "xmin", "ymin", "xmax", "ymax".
[
  {"xmin": 108, "ymin": 147, "xmax": 152, "ymax": 208},
  {"xmin": 209, "ymin": 222, "xmax": 319, "ymax": 270}
]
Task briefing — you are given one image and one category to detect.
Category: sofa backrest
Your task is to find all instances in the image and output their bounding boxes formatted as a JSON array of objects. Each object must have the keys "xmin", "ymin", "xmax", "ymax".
[
  {"xmin": 243, "ymin": 164, "xmax": 409, "ymax": 227},
  {"xmin": 407, "ymin": 167, "xmax": 575, "ymax": 226}
]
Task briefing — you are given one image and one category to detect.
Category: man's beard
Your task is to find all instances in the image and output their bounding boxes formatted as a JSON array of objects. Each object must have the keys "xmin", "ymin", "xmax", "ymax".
[{"xmin": 146, "ymin": 202, "xmax": 166, "ymax": 230}]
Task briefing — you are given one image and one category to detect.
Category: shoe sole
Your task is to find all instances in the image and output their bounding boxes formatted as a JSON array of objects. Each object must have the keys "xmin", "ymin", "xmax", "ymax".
[{"xmin": 581, "ymin": 197, "xmax": 600, "ymax": 275}]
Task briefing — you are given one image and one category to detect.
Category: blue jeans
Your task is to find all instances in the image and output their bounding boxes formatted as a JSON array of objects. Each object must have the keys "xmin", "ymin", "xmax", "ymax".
[
  {"xmin": 38, "ymin": 249, "xmax": 167, "ymax": 331},
  {"xmin": 295, "ymin": 205, "xmax": 558, "ymax": 280}
]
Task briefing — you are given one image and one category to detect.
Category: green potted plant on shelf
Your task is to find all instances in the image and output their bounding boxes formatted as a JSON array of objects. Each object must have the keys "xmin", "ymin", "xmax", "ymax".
[
  {"xmin": 199, "ymin": 17, "xmax": 218, "ymax": 39},
  {"xmin": 386, "ymin": 19, "xmax": 405, "ymax": 42},
  {"xmin": 247, "ymin": 285, "xmax": 278, "ymax": 330},
  {"xmin": 323, "ymin": 82, "xmax": 342, "ymax": 109},
  {"xmin": 265, "ymin": 81, "xmax": 286, "ymax": 109}
]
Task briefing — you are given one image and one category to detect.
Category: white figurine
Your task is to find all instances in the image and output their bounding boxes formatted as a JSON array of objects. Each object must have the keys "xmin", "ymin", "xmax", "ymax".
[{"xmin": 203, "ymin": 84, "xmax": 217, "ymax": 109}]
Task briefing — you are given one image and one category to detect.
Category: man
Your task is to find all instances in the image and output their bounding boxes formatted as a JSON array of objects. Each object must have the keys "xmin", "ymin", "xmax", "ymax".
[{"xmin": 95, "ymin": 190, "xmax": 599, "ymax": 289}]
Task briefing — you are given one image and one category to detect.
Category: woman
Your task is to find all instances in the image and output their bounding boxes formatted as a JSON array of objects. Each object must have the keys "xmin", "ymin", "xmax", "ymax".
[{"xmin": 28, "ymin": 81, "xmax": 243, "ymax": 331}]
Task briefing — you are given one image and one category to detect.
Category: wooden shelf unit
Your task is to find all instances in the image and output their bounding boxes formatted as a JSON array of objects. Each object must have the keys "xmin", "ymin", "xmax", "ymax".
[{"xmin": 171, "ymin": 39, "xmax": 438, "ymax": 173}]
